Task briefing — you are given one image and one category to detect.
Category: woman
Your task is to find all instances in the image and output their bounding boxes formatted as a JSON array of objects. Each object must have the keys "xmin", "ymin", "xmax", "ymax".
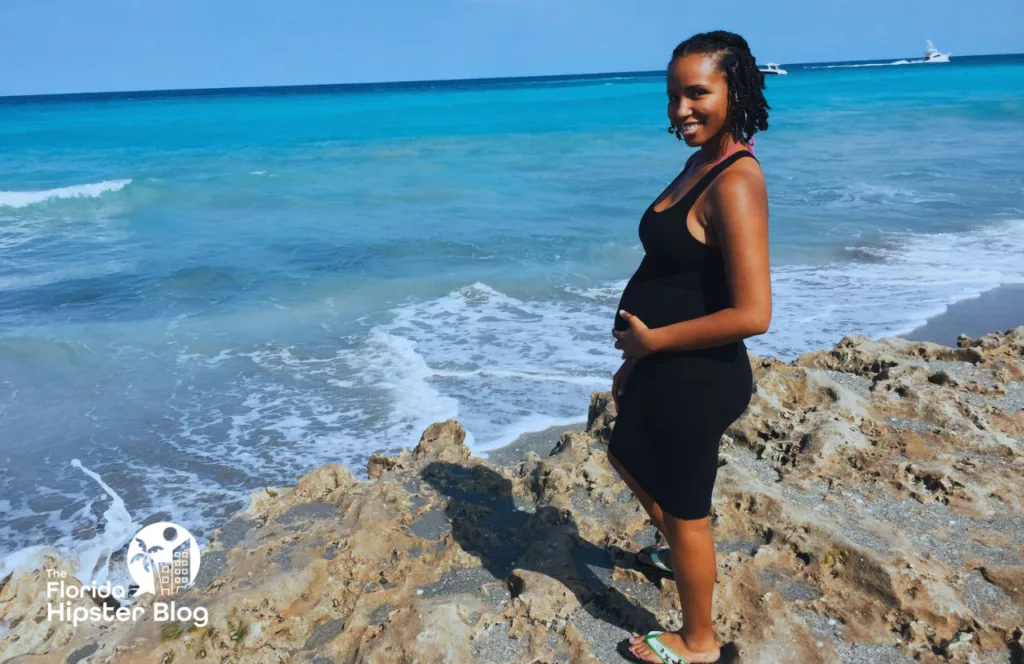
[{"xmin": 608, "ymin": 31, "xmax": 772, "ymax": 664}]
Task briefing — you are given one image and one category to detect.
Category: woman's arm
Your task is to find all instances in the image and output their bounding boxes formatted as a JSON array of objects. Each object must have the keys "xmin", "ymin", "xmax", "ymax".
[{"xmin": 648, "ymin": 165, "xmax": 771, "ymax": 353}]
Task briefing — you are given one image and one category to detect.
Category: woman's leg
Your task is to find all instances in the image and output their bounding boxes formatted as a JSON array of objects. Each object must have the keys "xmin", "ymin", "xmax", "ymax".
[
  {"xmin": 607, "ymin": 452, "xmax": 667, "ymax": 537},
  {"xmin": 666, "ymin": 514, "xmax": 719, "ymax": 651},
  {"xmin": 628, "ymin": 513, "xmax": 721, "ymax": 662}
]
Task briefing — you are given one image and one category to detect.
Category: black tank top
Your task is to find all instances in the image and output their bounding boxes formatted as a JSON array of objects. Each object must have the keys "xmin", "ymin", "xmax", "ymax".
[{"xmin": 614, "ymin": 150, "xmax": 756, "ymax": 376}]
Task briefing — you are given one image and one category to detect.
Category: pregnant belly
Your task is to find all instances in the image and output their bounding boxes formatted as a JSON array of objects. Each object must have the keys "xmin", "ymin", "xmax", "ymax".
[
  {"xmin": 614, "ymin": 279, "xmax": 719, "ymax": 331},
  {"xmin": 614, "ymin": 278, "xmax": 747, "ymax": 380}
]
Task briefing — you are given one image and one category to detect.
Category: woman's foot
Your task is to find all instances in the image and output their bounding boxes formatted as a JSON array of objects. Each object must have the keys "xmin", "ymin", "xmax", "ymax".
[
  {"xmin": 636, "ymin": 545, "xmax": 673, "ymax": 575},
  {"xmin": 627, "ymin": 630, "xmax": 720, "ymax": 663}
]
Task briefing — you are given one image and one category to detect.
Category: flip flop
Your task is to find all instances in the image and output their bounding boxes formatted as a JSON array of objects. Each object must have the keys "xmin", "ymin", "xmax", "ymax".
[
  {"xmin": 617, "ymin": 631, "xmax": 720, "ymax": 664},
  {"xmin": 636, "ymin": 545, "xmax": 673, "ymax": 576}
]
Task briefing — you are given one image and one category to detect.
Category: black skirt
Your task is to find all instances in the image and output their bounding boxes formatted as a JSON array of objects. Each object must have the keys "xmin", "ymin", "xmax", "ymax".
[{"xmin": 607, "ymin": 346, "xmax": 752, "ymax": 520}]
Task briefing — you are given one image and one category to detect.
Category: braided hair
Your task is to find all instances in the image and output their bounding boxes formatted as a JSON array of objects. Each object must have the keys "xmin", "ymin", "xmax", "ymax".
[{"xmin": 670, "ymin": 31, "xmax": 770, "ymax": 143}]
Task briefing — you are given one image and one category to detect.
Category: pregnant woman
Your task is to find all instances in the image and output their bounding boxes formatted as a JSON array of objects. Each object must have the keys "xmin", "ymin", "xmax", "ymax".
[{"xmin": 609, "ymin": 31, "xmax": 772, "ymax": 663}]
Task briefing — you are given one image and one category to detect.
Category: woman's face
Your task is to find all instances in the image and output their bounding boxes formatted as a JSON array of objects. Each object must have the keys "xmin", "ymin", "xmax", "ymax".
[{"xmin": 667, "ymin": 53, "xmax": 732, "ymax": 147}]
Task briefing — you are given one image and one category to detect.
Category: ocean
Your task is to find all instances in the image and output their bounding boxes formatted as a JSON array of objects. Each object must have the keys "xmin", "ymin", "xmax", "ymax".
[{"xmin": 1, "ymin": 54, "xmax": 1023, "ymax": 570}]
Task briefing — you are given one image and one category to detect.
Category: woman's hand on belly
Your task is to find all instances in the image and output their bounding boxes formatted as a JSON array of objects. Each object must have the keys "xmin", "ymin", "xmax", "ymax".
[
  {"xmin": 611, "ymin": 358, "xmax": 638, "ymax": 412},
  {"xmin": 612, "ymin": 309, "xmax": 660, "ymax": 360}
]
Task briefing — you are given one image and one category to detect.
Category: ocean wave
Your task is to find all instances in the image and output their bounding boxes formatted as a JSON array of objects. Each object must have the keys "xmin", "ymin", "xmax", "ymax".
[
  {"xmin": 373, "ymin": 281, "xmax": 608, "ymax": 450},
  {"xmin": 0, "ymin": 459, "xmax": 138, "ymax": 589},
  {"xmin": 757, "ymin": 218, "xmax": 1024, "ymax": 358},
  {"xmin": 163, "ymin": 281, "xmax": 608, "ymax": 467},
  {"xmin": 0, "ymin": 179, "xmax": 131, "ymax": 209},
  {"xmin": 0, "ymin": 260, "xmax": 135, "ymax": 293},
  {"xmin": 808, "ymin": 59, "xmax": 936, "ymax": 70},
  {"xmin": 812, "ymin": 182, "xmax": 956, "ymax": 209}
]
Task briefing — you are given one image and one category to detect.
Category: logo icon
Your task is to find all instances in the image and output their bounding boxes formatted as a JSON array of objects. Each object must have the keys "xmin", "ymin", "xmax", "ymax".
[{"xmin": 126, "ymin": 522, "xmax": 200, "ymax": 597}]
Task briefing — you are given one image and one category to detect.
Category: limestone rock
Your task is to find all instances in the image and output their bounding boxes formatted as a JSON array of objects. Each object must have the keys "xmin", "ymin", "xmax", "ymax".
[{"xmin": 413, "ymin": 419, "xmax": 470, "ymax": 462}]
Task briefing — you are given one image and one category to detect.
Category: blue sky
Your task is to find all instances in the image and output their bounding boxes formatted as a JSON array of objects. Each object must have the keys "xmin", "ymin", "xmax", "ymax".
[{"xmin": 1, "ymin": 0, "xmax": 1022, "ymax": 96}]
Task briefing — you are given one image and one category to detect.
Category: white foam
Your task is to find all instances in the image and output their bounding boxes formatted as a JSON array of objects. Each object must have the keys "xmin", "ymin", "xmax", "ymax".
[
  {"xmin": 164, "ymin": 343, "xmax": 384, "ymax": 487},
  {"xmin": 67, "ymin": 459, "xmax": 139, "ymax": 586},
  {"xmin": 0, "ymin": 179, "xmax": 131, "ymax": 209},
  {"xmin": 819, "ymin": 182, "xmax": 955, "ymax": 209},
  {"xmin": 751, "ymin": 219, "xmax": 1024, "ymax": 358},
  {"xmin": 346, "ymin": 329, "xmax": 463, "ymax": 445},
  {"xmin": 433, "ymin": 367, "xmax": 608, "ymax": 386},
  {"xmin": 0, "ymin": 545, "xmax": 56, "ymax": 580},
  {"xmin": 563, "ymin": 284, "xmax": 624, "ymax": 301},
  {"xmin": 0, "ymin": 459, "xmax": 139, "ymax": 587},
  {"xmin": 375, "ymin": 282, "xmax": 618, "ymax": 453},
  {"xmin": 157, "ymin": 283, "xmax": 614, "ymax": 486},
  {"xmin": 475, "ymin": 412, "xmax": 589, "ymax": 455},
  {"xmin": 0, "ymin": 260, "xmax": 134, "ymax": 293},
  {"xmin": 808, "ymin": 59, "xmax": 934, "ymax": 70}
]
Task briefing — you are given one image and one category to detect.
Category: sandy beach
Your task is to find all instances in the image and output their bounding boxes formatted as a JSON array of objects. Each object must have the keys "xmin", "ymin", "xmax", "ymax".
[
  {"xmin": 481, "ymin": 422, "xmax": 588, "ymax": 467},
  {"xmin": 906, "ymin": 284, "xmax": 1024, "ymax": 346}
]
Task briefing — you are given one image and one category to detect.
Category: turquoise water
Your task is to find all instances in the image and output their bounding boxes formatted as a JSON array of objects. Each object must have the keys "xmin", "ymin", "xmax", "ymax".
[{"xmin": 1, "ymin": 55, "xmax": 1023, "ymax": 558}]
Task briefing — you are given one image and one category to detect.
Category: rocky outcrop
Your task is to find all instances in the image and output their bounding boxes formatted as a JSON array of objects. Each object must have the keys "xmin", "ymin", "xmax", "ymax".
[{"xmin": 1, "ymin": 328, "xmax": 1022, "ymax": 663}]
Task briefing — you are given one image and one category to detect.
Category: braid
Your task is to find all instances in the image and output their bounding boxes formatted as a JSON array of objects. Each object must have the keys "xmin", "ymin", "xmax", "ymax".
[{"xmin": 670, "ymin": 31, "xmax": 770, "ymax": 143}]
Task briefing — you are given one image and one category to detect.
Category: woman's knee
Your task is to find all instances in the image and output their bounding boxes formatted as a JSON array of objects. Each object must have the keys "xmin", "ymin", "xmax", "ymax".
[
  {"xmin": 607, "ymin": 453, "xmax": 663, "ymax": 520},
  {"xmin": 662, "ymin": 512, "xmax": 711, "ymax": 537}
]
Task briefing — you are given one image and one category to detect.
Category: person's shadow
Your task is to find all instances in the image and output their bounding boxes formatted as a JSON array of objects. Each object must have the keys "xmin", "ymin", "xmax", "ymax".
[
  {"xmin": 420, "ymin": 460, "xmax": 658, "ymax": 635},
  {"xmin": 419, "ymin": 459, "xmax": 741, "ymax": 662}
]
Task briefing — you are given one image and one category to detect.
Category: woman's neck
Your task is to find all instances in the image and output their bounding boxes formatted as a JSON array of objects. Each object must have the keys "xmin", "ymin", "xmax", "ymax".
[{"xmin": 698, "ymin": 131, "xmax": 742, "ymax": 163}]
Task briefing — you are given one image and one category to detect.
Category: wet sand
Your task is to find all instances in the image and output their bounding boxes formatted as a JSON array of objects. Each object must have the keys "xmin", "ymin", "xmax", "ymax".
[
  {"xmin": 480, "ymin": 421, "xmax": 587, "ymax": 466},
  {"xmin": 905, "ymin": 284, "xmax": 1024, "ymax": 346}
]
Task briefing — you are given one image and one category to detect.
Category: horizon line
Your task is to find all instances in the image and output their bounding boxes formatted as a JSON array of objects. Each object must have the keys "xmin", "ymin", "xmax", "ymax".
[{"xmin": 2, "ymin": 50, "xmax": 1020, "ymax": 102}]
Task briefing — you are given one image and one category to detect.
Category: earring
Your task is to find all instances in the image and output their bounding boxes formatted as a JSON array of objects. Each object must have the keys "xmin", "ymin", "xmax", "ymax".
[{"xmin": 666, "ymin": 125, "xmax": 682, "ymax": 140}]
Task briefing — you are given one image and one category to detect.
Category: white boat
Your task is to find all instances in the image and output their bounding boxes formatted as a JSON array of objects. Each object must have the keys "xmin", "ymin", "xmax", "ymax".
[
  {"xmin": 758, "ymin": 62, "xmax": 788, "ymax": 76},
  {"xmin": 923, "ymin": 40, "xmax": 951, "ymax": 63}
]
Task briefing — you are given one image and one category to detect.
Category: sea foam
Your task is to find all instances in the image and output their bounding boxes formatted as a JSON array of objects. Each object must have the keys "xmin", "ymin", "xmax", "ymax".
[
  {"xmin": 0, "ymin": 179, "xmax": 131, "ymax": 209},
  {"xmin": 0, "ymin": 459, "xmax": 139, "ymax": 587}
]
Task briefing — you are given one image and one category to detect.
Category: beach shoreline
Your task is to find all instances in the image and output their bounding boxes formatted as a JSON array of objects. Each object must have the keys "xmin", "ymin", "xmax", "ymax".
[
  {"xmin": 479, "ymin": 421, "xmax": 587, "ymax": 467},
  {"xmin": 904, "ymin": 283, "xmax": 1024, "ymax": 347}
]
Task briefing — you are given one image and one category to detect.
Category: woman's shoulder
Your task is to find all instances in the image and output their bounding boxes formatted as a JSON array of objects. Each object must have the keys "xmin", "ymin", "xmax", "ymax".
[{"xmin": 707, "ymin": 156, "xmax": 767, "ymax": 209}]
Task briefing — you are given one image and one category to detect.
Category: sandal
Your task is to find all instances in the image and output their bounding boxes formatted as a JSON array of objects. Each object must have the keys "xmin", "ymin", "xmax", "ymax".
[
  {"xmin": 617, "ymin": 631, "xmax": 720, "ymax": 664},
  {"xmin": 636, "ymin": 545, "xmax": 673, "ymax": 576}
]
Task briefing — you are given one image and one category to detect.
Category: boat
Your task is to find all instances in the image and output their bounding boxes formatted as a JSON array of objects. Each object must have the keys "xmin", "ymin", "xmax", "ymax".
[
  {"xmin": 758, "ymin": 62, "xmax": 788, "ymax": 76},
  {"xmin": 923, "ymin": 40, "xmax": 951, "ymax": 63}
]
